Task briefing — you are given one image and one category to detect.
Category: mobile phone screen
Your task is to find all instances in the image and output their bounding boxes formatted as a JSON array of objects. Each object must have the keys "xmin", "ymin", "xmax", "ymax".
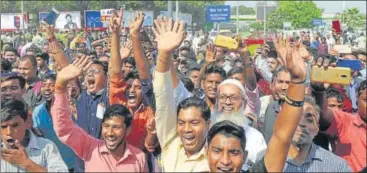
[{"xmin": 43, "ymin": 9, "xmax": 59, "ymax": 25}]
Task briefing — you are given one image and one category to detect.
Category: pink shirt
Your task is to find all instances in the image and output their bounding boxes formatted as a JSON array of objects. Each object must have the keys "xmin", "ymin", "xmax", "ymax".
[{"xmin": 51, "ymin": 92, "xmax": 148, "ymax": 172}]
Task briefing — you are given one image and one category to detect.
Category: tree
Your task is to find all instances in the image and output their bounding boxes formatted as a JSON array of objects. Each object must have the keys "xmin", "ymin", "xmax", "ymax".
[
  {"xmin": 249, "ymin": 22, "xmax": 264, "ymax": 31},
  {"xmin": 266, "ymin": 1, "xmax": 322, "ymax": 29},
  {"xmin": 230, "ymin": 5, "xmax": 255, "ymax": 15},
  {"xmin": 335, "ymin": 8, "xmax": 365, "ymax": 29}
]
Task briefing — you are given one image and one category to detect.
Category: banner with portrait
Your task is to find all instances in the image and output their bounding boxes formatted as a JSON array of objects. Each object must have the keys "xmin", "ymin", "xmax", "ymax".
[{"xmin": 39, "ymin": 11, "xmax": 81, "ymax": 30}]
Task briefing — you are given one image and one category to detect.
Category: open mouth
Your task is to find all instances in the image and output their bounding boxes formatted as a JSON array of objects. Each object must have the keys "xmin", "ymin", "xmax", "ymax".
[
  {"xmin": 222, "ymin": 105, "xmax": 234, "ymax": 111},
  {"xmin": 217, "ymin": 167, "xmax": 234, "ymax": 172},
  {"xmin": 127, "ymin": 93, "xmax": 137, "ymax": 104},
  {"xmin": 42, "ymin": 91, "xmax": 52, "ymax": 98},
  {"xmin": 182, "ymin": 134, "xmax": 196, "ymax": 145},
  {"xmin": 105, "ymin": 137, "xmax": 118, "ymax": 147},
  {"xmin": 86, "ymin": 78, "xmax": 96, "ymax": 89},
  {"xmin": 208, "ymin": 89, "xmax": 216, "ymax": 96}
]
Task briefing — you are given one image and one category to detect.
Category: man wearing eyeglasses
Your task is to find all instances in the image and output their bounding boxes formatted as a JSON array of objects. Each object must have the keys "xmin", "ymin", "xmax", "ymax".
[
  {"xmin": 211, "ymin": 79, "xmax": 266, "ymax": 171},
  {"xmin": 74, "ymin": 60, "xmax": 109, "ymax": 172}
]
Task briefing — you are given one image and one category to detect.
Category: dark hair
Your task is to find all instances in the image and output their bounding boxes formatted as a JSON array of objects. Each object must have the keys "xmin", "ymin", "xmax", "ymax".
[
  {"xmin": 186, "ymin": 67, "xmax": 200, "ymax": 77},
  {"xmin": 94, "ymin": 43, "xmax": 103, "ymax": 48},
  {"xmin": 203, "ymin": 63, "xmax": 227, "ymax": 81},
  {"xmin": 268, "ymin": 50, "xmax": 278, "ymax": 59},
  {"xmin": 1, "ymin": 99, "xmax": 28, "ymax": 122},
  {"xmin": 180, "ymin": 76, "xmax": 195, "ymax": 93},
  {"xmin": 326, "ymin": 88, "xmax": 344, "ymax": 102},
  {"xmin": 19, "ymin": 55, "xmax": 37, "ymax": 68},
  {"xmin": 92, "ymin": 60, "xmax": 108, "ymax": 74},
  {"xmin": 228, "ymin": 67, "xmax": 244, "ymax": 78},
  {"xmin": 103, "ymin": 104, "xmax": 132, "ymax": 128},
  {"xmin": 207, "ymin": 120, "xmax": 246, "ymax": 153},
  {"xmin": 4, "ymin": 47, "xmax": 17, "ymax": 55},
  {"xmin": 35, "ymin": 52, "xmax": 50, "ymax": 63},
  {"xmin": 177, "ymin": 97, "xmax": 211, "ymax": 121},
  {"xmin": 271, "ymin": 66, "xmax": 289, "ymax": 83},
  {"xmin": 122, "ymin": 57, "xmax": 136, "ymax": 67},
  {"xmin": 65, "ymin": 14, "xmax": 72, "ymax": 19},
  {"xmin": 41, "ymin": 73, "xmax": 57, "ymax": 82},
  {"xmin": 124, "ymin": 71, "xmax": 139, "ymax": 81},
  {"xmin": 1, "ymin": 72, "xmax": 26, "ymax": 89},
  {"xmin": 358, "ymin": 80, "xmax": 367, "ymax": 96},
  {"xmin": 1, "ymin": 59, "xmax": 12, "ymax": 72}
]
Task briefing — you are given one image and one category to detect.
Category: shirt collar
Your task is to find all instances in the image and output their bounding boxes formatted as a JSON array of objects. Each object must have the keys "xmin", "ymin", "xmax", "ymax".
[
  {"xmin": 305, "ymin": 143, "xmax": 323, "ymax": 162},
  {"xmin": 86, "ymin": 88, "xmax": 106, "ymax": 98},
  {"xmin": 100, "ymin": 143, "xmax": 133, "ymax": 162},
  {"xmin": 27, "ymin": 130, "xmax": 41, "ymax": 150},
  {"xmin": 179, "ymin": 143, "xmax": 206, "ymax": 161},
  {"xmin": 353, "ymin": 114, "xmax": 366, "ymax": 128}
]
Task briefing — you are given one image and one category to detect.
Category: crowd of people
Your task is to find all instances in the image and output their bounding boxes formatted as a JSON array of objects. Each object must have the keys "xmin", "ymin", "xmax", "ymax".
[{"xmin": 1, "ymin": 9, "xmax": 366, "ymax": 173}]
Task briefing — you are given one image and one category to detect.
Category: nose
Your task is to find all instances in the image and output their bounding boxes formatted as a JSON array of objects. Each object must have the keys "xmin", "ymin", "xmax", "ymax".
[
  {"xmin": 5, "ymin": 126, "xmax": 13, "ymax": 136},
  {"xmin": 281, "ymin": 83, "xmax": 289, "ymax": 90},
  {"xmin": 183, "ymin": 123, "xmax": 193, "ymax": 133},
  {"xmin": 220, "ymin": 152, "xmax": 231, "ymax": 166}
]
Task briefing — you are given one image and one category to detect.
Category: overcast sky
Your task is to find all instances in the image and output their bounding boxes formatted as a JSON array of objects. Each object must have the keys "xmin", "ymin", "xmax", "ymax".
[{"xmin": 225, "ymin": 1, "xmax": 366, "ymax": 14}]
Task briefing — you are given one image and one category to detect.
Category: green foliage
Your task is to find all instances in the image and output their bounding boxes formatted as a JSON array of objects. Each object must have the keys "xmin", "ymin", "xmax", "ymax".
[
  {"xmin": 249, "ymin": 22, "xmax": 264, "ymax": 31},
  {"xmin": 335, "ymin": 8, "xmax": 365, "ymax": 29},
  {"xmin": 266, "ymin": 1, "xmax": 322, "ymax": 29},
  {"xmin": 230, "ymin": 5, "xmax": 255, "ymax": 15}
]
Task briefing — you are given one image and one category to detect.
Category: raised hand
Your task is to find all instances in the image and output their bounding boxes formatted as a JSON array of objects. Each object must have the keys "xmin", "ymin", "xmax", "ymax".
[
  {"xmin": 120, "ymin": 41, "xmax": 132, "ymax": 60},
  {"xmin": 129, "ymin": 11, "xmax": 144, "ymax": 36},
  {"xmin": 57, "ymin": 55, "xmax": 93, "ymax": 84},
  {"xmin": 273, "ymin": 35, "xmax": 290, "ymax": 66},
  {"xmin": 205, "ymin": 44, "xmax": 216, "ymax": 64},
  {"xmin": 1, "ymin": 140, "xmax": 29, "ymax": 169},
  {"xmin": 283, "ymin": 43, "xmax": 307, "ymax": 83},
  {"xmin": 152, "ymin": 16, "xmax": 185, "ymax": 53},
  {"xmin": 109, "ymin": 9, "xmax": 123, "ymax": 34},
  {"xmin": 41, "ymin": 22, "xmax": 55, "ymax": 39},
  {"xmin": 310, "ymin": 55, "xmax": 337, "ymax": 91}
]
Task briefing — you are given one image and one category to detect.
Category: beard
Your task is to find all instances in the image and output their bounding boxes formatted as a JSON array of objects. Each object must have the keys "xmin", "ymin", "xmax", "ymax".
[{"xmin": 211, "ymin": 106, "xmax": 249, "ymax": 128}]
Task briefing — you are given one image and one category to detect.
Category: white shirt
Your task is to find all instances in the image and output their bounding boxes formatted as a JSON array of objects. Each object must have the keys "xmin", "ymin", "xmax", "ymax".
[{"xmin": 242, "ymin": 125, "xmax": 267, "ymax": 171}]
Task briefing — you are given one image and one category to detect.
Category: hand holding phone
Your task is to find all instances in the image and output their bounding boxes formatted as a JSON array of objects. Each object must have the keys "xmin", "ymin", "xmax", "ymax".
[{"xmin": 42, "ymin": 8, "xmax": 60, "ymax": 26}]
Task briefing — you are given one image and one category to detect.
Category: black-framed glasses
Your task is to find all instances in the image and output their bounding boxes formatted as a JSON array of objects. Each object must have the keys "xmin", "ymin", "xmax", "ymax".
[{"xmin": 218, "ymin": 95, "xmax": 242, "ymax": 102}]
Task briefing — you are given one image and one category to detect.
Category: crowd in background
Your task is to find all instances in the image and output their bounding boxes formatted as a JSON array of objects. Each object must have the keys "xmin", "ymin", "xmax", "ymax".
[{"xmin": 1, "ymin": 9, "xmax": 366, "ymax": 173}]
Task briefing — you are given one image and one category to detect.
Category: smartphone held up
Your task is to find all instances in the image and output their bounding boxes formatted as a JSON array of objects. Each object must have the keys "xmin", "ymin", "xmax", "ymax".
[{"xmin": 41, "ymin": 8, "xmax": 60, "ymax": 26}]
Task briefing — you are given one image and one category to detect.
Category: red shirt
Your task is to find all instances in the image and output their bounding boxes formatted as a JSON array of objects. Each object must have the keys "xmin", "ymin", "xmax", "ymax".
[
  {"xmin": 327, "ymin": 110, "xmax": 366, "ymax": 172},
  {"xmin": 109, "ymin": 73, "xmax": 155, "ymax": 150}
]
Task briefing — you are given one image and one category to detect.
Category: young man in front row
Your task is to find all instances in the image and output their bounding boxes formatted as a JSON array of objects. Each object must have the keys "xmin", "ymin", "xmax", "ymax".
[{"xmin": 206, "ymin": 40, "xmax": 308, "ymax": 172}]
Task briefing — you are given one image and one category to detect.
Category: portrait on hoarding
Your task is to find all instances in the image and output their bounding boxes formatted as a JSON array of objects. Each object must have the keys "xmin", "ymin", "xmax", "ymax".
[{"xmin": 64, "ymin": 14, "xmax": 78, "ymax": 29}]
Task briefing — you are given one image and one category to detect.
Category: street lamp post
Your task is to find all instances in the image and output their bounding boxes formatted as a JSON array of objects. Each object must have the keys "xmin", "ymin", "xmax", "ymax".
[
  {"xmin": 236, "ymin": 1, "xmax": 239, "ymax": 34},
  {"xmin": 21, "ymin": 0, "xmax": 25, "ymax": 33}
]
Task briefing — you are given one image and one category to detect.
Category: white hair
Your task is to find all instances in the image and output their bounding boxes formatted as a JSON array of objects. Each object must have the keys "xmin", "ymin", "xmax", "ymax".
[{"xmin": 211, "ymin": 106, "xmax": 249, "ymax": 128}]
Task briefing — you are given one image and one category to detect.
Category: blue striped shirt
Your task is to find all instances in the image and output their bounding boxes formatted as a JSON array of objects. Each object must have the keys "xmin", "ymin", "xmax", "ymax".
[{"xmin": 256, "ymin": 143, "xmax": 352, "ymax": 172}]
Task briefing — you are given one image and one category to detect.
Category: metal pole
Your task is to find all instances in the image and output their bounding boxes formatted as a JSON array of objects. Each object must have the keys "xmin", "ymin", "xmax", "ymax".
[
  {"xmin": 342, "ymin": 1, "xmax": 345, "ymax": 24},
  {"xmin": 236, "ymin": 1, "xmax": 239, "ymax": 34},
  {"xmin": 175, "ymin": 1, "xmax": 179, "ymax": 21},
  {"xmin": 21, "ymin": 0, "xmax": 25, "ymax": 33},
  {"xmin": 263, "ymin": 1, "xmax": 266, "ymax": 40},
  {"xmin": 168, "ymin": 1, "xmax": 173, "ymax": 18}
]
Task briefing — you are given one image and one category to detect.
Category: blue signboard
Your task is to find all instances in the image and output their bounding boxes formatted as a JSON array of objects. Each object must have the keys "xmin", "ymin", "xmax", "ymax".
[
  {"xmin": 206, "ymin": 5, "xmax": 231, "ymax": 23},
  {"xmin": 312, "ymin": 19, "xmax": 324, "ymax": 26},
  {"xmin": 85, "ymin": 10, "xmax": 106, "ymax": 29}
]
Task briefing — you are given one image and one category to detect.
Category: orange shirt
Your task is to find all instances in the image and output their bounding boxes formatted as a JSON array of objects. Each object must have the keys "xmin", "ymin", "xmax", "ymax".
[
  {"xmin": 327, "ymin": 110, "xmax": 366, "ymax": 172},
  {"xmin": 109, "ymin": 73, "xmax": 155, "ymax": 150}
]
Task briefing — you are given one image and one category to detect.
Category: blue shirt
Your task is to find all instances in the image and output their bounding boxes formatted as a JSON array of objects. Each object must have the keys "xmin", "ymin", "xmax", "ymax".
[
  {"xmin": 74, "ymin": 88, "xmax": 109, "ymax": 172},
  {"xmin": 284, "ymin": 143, "xmax": 351, "ymax": 172},
  {"xmin": 32, "ymin": 102, "xmax": 76, "ymax": 169}
]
